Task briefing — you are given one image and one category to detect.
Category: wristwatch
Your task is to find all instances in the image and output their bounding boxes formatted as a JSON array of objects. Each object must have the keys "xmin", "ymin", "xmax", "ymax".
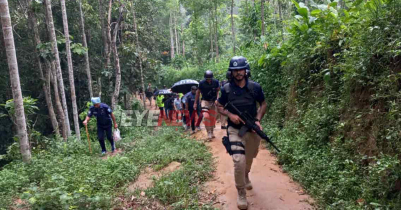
[{"xmin": 255, "ymin": 118, "xmax": 260, "ymax": 122}]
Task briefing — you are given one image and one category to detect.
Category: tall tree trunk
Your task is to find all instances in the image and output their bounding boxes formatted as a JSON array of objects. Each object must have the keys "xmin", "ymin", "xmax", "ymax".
[
  {"xmin": 44, "ymin": 0, "xmax": 71, "ymax": 137},
  {"xmin": 174, "ymin": 12, "xmax": 179, "ymax": 55},
  {"xmin": 50, "ymin": 66, "xmax": 67, "ymax": 139},
  {"xmin": 60, "ymin": 0, "xmax": 80, "ymax": 140},
  {"xmin": 98, "ymin": 0, "xmax": 105, "ymax": 96},
  {"xmin": 27, "ymin": 0, "xmax": 59, "ymax": 135},
  {"xmin": 278, "ymin": 0, "xmax": 284, "ymax": 41},
  {"xmin": 261, "ymin": 0, "xmax": 265, "ymax": 36},
  {"xmin": 43, "ymin": 61, "xmax": 59, "ymax": 135},
  {"xmin": 98, "ymin": 77, "xmax": 102, "ymax": 96},
  {"xmin": 111, "ymin": 5, "xmax": 123, "ymax": 110},
  {"xmin": 132, "ymin": 3, "xmax": 146, "ymax": 109},
  {"xmin": 106, "ymin": 0, "xmax": 112, "ymax": 74},
  {"xmin": 79, "ymin": 0, "xmax": 93, "ymax": 98},
  {"xmin": 214, "ymin": 0, "xmax": 219, "ymax": 61},
  {"xmin": 181, "ymin": 23, "xmax": 185, "ymax": 57},
  {"xmin": 0, "ymin": 0, "xmax": 31, "ymax": 163},
  {"xmin": 169, "ymin": 12, "xmax": 175, "ymax": 59},
  {"xmin": 209, "ymin": 14, "xmax": 214, "ymax": 61},
  {"xmin": 230, "ymin": 0, "xmax": 236, "ymax": 54}
]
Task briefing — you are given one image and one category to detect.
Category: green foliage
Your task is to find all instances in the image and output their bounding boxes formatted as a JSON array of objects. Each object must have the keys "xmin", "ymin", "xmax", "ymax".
[
  {"xmin": 1, "ymin": 97, "xmax": 39, "ymax": 122},
  {"xmin": 0, "ymin": 127, "xmax": 213, "ymax": 209},
  {"xmin": 251, "ymin": 0, "xmax": 401, "ymax": 209}
]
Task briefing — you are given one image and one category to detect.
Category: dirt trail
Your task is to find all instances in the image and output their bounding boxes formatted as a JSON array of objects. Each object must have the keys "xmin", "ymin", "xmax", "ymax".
[
  {"xmin": 141, "ymin": 97, "xmax": 314, "ymax": 209},
  {"xmin": 194, "ymin": 125, "xmax": 314, "ymax": 210}
]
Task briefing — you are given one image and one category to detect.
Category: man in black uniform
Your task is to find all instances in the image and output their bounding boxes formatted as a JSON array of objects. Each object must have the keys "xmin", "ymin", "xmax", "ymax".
[
  {"xmin": 83, "ymin": 97, "xmax": 118, "ymax": 155},
  {"xmin": 194, "ymin": 70, "xmax": 220, "ymax": 140},
  {"xmin": 216, "ymin": 56, "xmax": 267, "ymax": 209}
]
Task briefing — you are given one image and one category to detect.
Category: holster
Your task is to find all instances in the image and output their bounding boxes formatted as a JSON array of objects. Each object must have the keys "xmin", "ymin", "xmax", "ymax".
[
  {"xmin": 222, "ymin": 136, "xmax": 232, "ymax": 155},
  {"xmin": 222, "ymin": 136, "xmax": 245, "ymax": 156}
]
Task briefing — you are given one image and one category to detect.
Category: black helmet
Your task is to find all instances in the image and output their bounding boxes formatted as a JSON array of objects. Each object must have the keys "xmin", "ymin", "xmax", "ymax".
[
  {"xmin": 246, "ymin": 69, "xmax": 251, "ymax": 78},
  {"xmin": 228, "ymin": 56, "xmax": 250, "ymax": 71},
  {"xmin": 226, "ymin": 71, "xmax": 232, "ymax": 80},
  {"xmin": 204, "ymin": 70, "xmax": 214, "ymax": 79}
]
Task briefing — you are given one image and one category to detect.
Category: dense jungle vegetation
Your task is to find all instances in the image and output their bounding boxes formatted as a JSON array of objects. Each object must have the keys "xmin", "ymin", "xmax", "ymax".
[{"xmin": 1, "ymin": 0, "xmax": 401, "ymax": 209}]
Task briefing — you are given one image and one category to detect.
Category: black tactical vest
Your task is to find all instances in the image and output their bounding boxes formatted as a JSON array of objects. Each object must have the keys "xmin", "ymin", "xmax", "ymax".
[{"xmin": 223, "ymin": 81, "xmax": 257, "ymax": 121}]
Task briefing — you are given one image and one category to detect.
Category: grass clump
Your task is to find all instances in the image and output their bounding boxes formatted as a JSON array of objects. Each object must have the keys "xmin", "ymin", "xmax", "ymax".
[{"xmin": 0, "ymin": 127, "xmax": 213, "ymax": 210}]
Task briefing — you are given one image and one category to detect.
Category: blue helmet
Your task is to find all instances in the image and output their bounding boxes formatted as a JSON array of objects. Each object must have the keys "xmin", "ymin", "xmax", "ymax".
[{"xmin": 91, "ymin": 97, "xmax": 101, "ymax": 104}]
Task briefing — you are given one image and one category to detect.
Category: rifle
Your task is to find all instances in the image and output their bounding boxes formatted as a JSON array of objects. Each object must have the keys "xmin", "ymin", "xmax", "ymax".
[{"xmin": 225, "ymin": 101, "xmax": 280, "ymax": 153}]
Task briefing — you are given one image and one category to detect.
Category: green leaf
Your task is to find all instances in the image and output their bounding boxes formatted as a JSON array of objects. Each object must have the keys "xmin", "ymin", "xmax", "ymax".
[
  {"xmin": 298, "ymin": 8, "xmax": 308, "ymax": 18},
  {"xmin": 311, "ymin": 9, "xmax": 321, "ymax": 16},
  {"xmin": 291, "ymin": 0, "xmax": 300, "ymax": 9},
  {"xmin": 329, "ymin": 2, "xmax": 338, "ymax": 7}
]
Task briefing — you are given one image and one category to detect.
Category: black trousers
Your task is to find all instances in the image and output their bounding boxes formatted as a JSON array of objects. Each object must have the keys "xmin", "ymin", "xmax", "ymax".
[{"xmin": 97, "ymin": 126, "xmax": 114, "ymax": 152}]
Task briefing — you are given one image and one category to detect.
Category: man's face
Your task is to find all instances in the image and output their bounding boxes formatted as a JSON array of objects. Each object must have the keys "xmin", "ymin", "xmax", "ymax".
[
  {"xmin": 191, "ymin": 89, "xmax": 197, "ymax": 94},
  {"xmin": 94, "ymin": 103, "xmax": 100, "ymax": 108},
  {"xmin": 206, "ymin": 78, "xmax": 212, "ymax": 83},
  {"xmin": 232, "ymin": 69, "xmax": 246, "ymax": 81}
]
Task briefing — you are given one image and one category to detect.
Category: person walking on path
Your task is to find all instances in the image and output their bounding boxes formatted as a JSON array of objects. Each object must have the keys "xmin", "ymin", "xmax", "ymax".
[
  {"xmin": 216, "ymin": 56, "xmax": 267, "ymax": 209},
  {"xmin": 145, "ymin": 83, "xmax": 153, "ymax": 107},
  {"xmin": 165, "ymin": 95, "xmax": 175, "ymax": 121},
  {"xmin": 185, "ymin": 86, "xmax": 201, "ymax": 134},
  {"xmin": 174, "ymin": 94, "xmax": 183, "ymax": 122},
  {"xmin": 83, "ymin": 97, "xmax": 118, "ymax": 155},
  {"xmin": 195, "ymin": 70, "xmax": 220, "ymax": 140},
  {"xmin": 156, "ymin": 94, "xmax": 165, "ymax": 119}
]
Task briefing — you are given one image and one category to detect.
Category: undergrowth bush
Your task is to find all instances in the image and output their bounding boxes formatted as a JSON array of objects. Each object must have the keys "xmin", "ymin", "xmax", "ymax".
[{"xmin": 0, "ymin": 127, "xmax": 213, "ymax": 210}]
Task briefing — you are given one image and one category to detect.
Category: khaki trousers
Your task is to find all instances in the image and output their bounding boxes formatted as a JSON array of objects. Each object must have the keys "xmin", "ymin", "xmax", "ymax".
[
  {"xmin": 201, "ymin": 100, "xmax": 216, "ymax": 132},
  {"xmin": 228, "ymin": 126, "xmax": 261, "ymax": 189}
]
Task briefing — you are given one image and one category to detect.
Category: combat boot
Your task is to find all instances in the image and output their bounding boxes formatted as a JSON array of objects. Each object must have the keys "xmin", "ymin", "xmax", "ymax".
[
  {"xmin": 237, "ymin": 188, "xmax": 248, "ymax": 209},
  {"xmin": 245, "ymin": 173, "xmax": 252, "ymax": 190}
]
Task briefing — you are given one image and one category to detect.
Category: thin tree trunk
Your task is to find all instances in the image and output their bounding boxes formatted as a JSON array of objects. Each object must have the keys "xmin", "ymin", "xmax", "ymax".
[
  {"xmin": 174, "ymin": 12, "xmax": 179, "ymax": 55},
  {"xmin": 169, "ymin": 12, "xmax": 175, "ymax": 59},
  {"xmin": 111, "ymin": 5, "xmax": 123, "ymax": 110},
  {"xmin": 278, "ymin": 0, "xmax": 284, "ymax": 41},
  {"xmin": 50, "ymin": 66, "xmax": 67, "ymax": 139},
  {"xmin": 60, "ymin": 0, "xmax": 80, "ymax": 140},
  {"xmin": 98, "ymin": 77, "xmax": 102, "ymax": 96},
  {"xmin": 209, "ymin": 14, "xmax": 214, "ymax": 61},
  {"xmin": 106, "ymin": 0, "xmax": 112, "ymax": 72},
  {"xmin": 181, "ymin": 23, "xmax": 185, "ymax": 57},
  {"xmin": 43, "ymin": 61, "xmax": 59, "ymax": 135},
  {"xmin": 230, "ymin": 0, "xmax": 236, "ymax": 54},
  {"xmin": 132, "ymin": 3, "xmax": 146, "ymax": 109},
  {"xmin": 0, "ymin": 0, "xmax": 31, "ymax": 163},
  {"xmin": 79, "ymin": 0, "xmax": 93, "ymax": 98},
  {"xmin": 261, "ymin": 0, "xmax": 265, "ymax": 36},
  {"xmin": 27, "ymin": 0, "xmax": 59, "ymax": 135},
  {"xmin": 44, "ymin": 0, "xmax": 71, "ymax": 137},
  {"xmin": 98, "ymin": 0, "xmax": 105, "ymax": 96},
  {"xmin": 214, "ymin": 0, "xmax": 219, "ymax": 61}
]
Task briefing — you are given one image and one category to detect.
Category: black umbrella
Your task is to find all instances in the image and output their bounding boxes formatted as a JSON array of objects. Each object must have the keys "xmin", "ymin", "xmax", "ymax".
[
  {"xmin": 171, "ymin": 79, "xmax": 199, "ymax": 93},
  {"xmin": 154, "ymin": 89, "xmax": 173, "ymax": 96}
]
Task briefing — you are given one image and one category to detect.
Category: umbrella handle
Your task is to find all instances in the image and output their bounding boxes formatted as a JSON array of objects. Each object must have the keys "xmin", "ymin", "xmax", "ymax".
[{"xmin": 85, "ymin": 124, "xmax": 92, "ymax": 154}]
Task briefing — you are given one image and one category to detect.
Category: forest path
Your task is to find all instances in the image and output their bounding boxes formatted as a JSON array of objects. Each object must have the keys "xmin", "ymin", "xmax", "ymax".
[
  {"xmin": 142, "ymin": 96, "xmax": 314, "ymax": 209},
  {"xmin": 193, "ymin": 123, "xmax": 314, "ymax": 210}
]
